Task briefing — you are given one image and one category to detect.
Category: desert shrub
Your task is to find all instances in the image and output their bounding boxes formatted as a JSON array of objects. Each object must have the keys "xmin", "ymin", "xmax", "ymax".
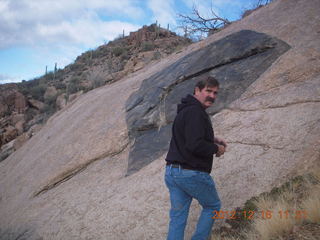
[
  {"xmin": 29, "ymin": 84, "xmax": 47, "ymax": 101},
  {"xmin": 44, "ymin": 94, "xmax": 57, "ymax": 106},
  {"xmin": 24, "ymin": 108, "xmax": 37, "ymax": 122},
  {"xmin": 66, "ymin": 77, "xmax": 83, "ymax": 94},
  {"xmin": 112, "ymin": 47, "xmax": 126, "ymax": 57},
  {"xmin": 142, "ymin": 41, "xmax": 155, "ymax": 51},
  {"xmin": 92, "ymin": 48, "xmax": 108, "ymax": 59},
  {"xmin": 45, "ymin": 71, "xmax": 54, "ymax": 81},
  {"xmin": 54, "ymin": 81, "xmax": 66, "ymax": 90},
  {"xmin": 120, "ymin": 50, "xmax": 130, "ymax": 61},
  {"xmin": 67, "ymin": 82, "xmax": 78, "ymax": 95},
  {"xmin": 40, "ymin": 104, "xmax": 56, "ymax": 121},
  {"xmin": 152, "ymin": 51, "xmax": 161, "ymax": 60},
  {"xmin": 147, "ymin": 24, "xmax": 157, "ymax": 32},
  {"xmin": 69, "ymin": 63, "xmax": 84, "ymax": 71}
]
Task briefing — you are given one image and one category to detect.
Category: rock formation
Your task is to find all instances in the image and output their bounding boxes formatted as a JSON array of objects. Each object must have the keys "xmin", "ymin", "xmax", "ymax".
[
  {"xmin": 0, "ymin": 24, "xmax": 191, "ymax": 160},
  {"xmin": 126, "ymin": 30, "xmax": 290, "ymax": 175},
  {"xmin": 0, "ymin": 0, "xmax": 319, "ymax": 239}
]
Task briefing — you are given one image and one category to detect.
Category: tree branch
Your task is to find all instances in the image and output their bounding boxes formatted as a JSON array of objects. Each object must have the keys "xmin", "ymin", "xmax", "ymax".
[{"xmin": 177, "ymin": 4, "xmax": 231, "ymax": 40}]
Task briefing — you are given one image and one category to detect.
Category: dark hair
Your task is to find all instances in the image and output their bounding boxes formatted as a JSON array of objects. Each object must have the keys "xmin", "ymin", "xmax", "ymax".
[{"xmin": 194, "ymin": 76, "xmax": 219, "ymax": 93}]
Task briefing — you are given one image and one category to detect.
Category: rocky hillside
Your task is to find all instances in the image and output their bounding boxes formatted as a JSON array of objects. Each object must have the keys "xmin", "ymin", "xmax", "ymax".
[
  {"xmin": 0, "ymin": 0, "xmax": 319, "ymax": 239},
  {"xmin": 0, "ymin": 24, "xmax": 191, "ymax": 161}
]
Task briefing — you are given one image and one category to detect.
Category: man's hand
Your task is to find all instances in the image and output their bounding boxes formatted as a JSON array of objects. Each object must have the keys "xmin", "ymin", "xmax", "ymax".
[
  {"xmin": 216, "ymin": 144, "xmax": 225, "ymax": 157},
  {"xmin": 214, "ymin": 137, "xmax": 227, "ymax": 148}
]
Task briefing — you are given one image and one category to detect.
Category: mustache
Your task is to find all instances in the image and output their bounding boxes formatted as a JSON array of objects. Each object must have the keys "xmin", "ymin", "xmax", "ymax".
[{"xmin": 205, "ymin": 97, "xmax": 215, "ymax": 103}]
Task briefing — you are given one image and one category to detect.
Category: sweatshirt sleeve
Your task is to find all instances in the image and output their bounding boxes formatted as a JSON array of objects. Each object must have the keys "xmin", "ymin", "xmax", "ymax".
[{"xmin": 184, "ymin": 107, "xmax": 219, "ymax": 157}]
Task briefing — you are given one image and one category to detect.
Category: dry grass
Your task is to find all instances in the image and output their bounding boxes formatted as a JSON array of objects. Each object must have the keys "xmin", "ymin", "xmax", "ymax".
[
  {"xmin": 211, "ymin": 235, "xmax": 241, "ymax": 240},
  {"xmin": 247, "ymin": 168, "xmax": 320, "ymax": 240},
  {"xmin": 212, "ymin": 166, "xmax": 320, "ymax": 240},
  {"xmin": 301, "ymin": 185, "xmax": 320, "ymax": 223},
  {"xmin": 250, "ymin": 198, "xmax": 295, "ymax": 240}
]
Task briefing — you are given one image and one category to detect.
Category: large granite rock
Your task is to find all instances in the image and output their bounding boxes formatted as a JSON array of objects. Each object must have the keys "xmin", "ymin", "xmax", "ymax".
[
  {"xmin": 125, "ymin": 30, "xmax": 290, "ymax": 175},
  {"xmin": 56, "ymin": 93, "xmax": 67, "ymax": 110},
  {"xmin": 28, "ymin": 99, "xmax": 45, "ymax": 111},
  {"xmin": 44, "ymin": 86, "xmax": 58, "ymax": 101},
  {"xmin": 0, "ymin": 0, "xmax": 319, "ymax": 239},
  {"xmin": 0, "ymin": 86, "xmax": 26, "ymax": 115}
]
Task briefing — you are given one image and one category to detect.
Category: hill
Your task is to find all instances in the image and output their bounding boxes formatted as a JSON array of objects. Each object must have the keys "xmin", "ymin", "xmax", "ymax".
[
  {"xmin": 0, "ymin": 24, "xmax": 191, "ymax": 161},
  {"xmin": 0, "ymin": 0, "xmax": 319, "ymax": 239}
]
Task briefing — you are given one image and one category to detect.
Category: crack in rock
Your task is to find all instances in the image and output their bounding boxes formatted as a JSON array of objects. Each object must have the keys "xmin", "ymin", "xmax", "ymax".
[
  {"xmin": 226, "ymin": 100, "xmax": 320, "ymax": 112},
  {"xmin": 227, "ymin": 141, "xmax": 285, "ymax": 150},
  {"xmin": 32, "ymin": 141, "xmax": 129, "ymax": 197}
]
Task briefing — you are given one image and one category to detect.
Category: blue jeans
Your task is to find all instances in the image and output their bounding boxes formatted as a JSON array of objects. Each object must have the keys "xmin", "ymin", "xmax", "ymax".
[{"xmin": 165, "ymin": 165, "xmax": 221, "ymax": 240}]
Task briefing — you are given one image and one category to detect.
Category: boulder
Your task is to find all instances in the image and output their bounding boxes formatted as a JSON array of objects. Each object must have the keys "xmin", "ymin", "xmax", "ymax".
[
  {"xmin": 68, "ymin": 90, "xmax": 83, "ymax": 102},
  {"xmin": 0, "ymin": 140, "xmax": 15, "ymax": 162},
  {"xmin": 28, "ymin": 99, "xmax": 45, "ymax": 111},
  {"xmin": 44, "ymin": 86, "xmax": 58, "ymax": 101},
  {"xmin": 0, "ymin": 87, "xmax": 26, "ymax": 115},
  {"xmin": 56, "ymin": 93, "xmax": 67, "ymax": 110},
  {"xmin": 3, "ymin": 125, "xmax": 18, "ymax": 143},
  {"xmin": 0, "ymin": 102, "xmax": 8, "ymax": 117},
  {"xmin": 14, "ymin": 120, "xmax": 25, "ymax": 135},
  {"xmin": 11, "ymin": 113, "xmax": 25, "ymax": 125},
  {"xmin": 14, "ymin": 91, "xmax": 27, "ymax": 113},
  {"xmin": 13, "ymin": 132, "xmax": 31, "ymax": 151}
]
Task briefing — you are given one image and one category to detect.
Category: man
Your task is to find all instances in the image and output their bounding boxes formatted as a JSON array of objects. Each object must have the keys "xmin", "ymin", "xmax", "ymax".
[{"xmin": 165, "ymin": 76, "xmax": 226, "ymax": 240}]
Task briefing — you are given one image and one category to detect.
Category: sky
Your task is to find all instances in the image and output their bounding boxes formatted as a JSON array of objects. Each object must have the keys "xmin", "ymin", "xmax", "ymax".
[{"xmin": 0, "ymin": 0, "xmax": 259, "ymax": 84}]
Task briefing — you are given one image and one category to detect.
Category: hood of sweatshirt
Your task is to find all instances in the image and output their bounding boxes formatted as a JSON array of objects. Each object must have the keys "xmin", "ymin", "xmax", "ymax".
[{"xmin": 177, "ymin": 94, "xmax": 204, "ymax": 113}]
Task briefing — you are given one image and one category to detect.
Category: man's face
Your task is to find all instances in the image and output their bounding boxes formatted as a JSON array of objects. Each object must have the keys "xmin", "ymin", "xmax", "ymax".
[{"xmin": 194, "ymin": 86, "xmax": 219, "ymax": 109}]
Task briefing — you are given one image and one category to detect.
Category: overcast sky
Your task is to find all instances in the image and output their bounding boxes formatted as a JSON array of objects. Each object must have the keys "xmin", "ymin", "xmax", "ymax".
[{"xmin": 0, "ymin": 0, "xmax": 258, "ymax": 84}]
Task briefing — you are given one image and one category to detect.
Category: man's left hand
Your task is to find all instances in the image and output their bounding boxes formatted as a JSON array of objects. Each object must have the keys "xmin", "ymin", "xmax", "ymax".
[{"xmin": 214, "ymin": 137, "xmax": 227, "ymax": 149}]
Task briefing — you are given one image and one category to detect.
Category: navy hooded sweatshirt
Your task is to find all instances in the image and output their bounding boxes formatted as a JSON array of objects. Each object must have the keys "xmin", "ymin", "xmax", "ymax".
[{"xmin": 165, "ymin": 94, "xmax": 219, "ymax": 173}]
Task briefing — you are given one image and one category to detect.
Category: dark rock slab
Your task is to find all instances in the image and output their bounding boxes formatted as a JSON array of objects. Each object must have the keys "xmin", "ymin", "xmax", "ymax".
[
  {"xmin": 126, "ymin": 124, "xmax": 172, "ymax": 175},
  {"xmin": 125, "ymin": 30, "xmax": 290, "ymax": 175}
]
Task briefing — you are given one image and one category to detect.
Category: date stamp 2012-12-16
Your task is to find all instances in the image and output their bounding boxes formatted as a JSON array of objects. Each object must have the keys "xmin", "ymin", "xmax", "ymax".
[{"xmin": 212, "ymin": 210, "xmax": 308, "ymax": 220}]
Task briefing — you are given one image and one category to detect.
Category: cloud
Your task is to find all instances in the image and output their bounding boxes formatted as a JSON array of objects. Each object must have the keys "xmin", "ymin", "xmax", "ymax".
[
  {"xmin": 0, "ymin": 74, "xmax": 21, "ymax": 83},
  {"xmin": 0, "ymin": 74, "xmax": 8, "ymax": 81},
  {"xmin": 36, "ymin": 18, "xmax": 140, "ymax": 47},
  {"xmin": 147, "ymin": 0, "xmax": 177, "ymax": 28},
  {"xmin": 0, "ymin": 0, "xmax": 142, "ymax": 49}
]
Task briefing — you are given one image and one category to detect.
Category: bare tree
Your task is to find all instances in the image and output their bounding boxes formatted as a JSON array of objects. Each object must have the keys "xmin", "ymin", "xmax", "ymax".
[
  {"xmin": 177, "ymin": 4, "xmax": 231, "ymax": 40},
  {"xmin": 254, "ymin": 0, "xmax": 273, "ymax": 7}
]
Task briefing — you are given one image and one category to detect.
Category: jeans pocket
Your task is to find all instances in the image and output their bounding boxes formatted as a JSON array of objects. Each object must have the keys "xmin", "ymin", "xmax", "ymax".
[{"xmin": 180, "ymin": 169, "xmax": 199, "ymax": 177}]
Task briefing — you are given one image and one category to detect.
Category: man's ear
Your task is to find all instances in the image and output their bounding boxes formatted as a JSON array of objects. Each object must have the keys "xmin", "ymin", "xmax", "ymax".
[{"xmin": 194, "ymin": 87, "xmax": 200, "ymax": 95}]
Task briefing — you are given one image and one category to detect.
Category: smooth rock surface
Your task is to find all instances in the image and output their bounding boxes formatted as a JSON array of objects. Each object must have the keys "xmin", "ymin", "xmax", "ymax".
[{"xmin": 0, "ymin": 0, "xmax": 319, "ymax": 239}]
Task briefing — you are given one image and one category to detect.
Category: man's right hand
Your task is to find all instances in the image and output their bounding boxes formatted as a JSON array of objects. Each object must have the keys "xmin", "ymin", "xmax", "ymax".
[{"xmin": 216, "ymin": 144, "xmax": 225, "ymax": 157}]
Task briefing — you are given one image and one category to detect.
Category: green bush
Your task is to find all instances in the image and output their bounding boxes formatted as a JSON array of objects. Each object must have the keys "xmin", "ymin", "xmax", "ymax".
[
  {"xmin": 66, "ymin": 77, "xmax": 86, "ymax": 95},
  {"xmin": 112, "ymin": 47, "xmax": 126, "ymax": 57},
  {"xmin": 44, "ymin": 94, "xmax": 57, "ymax": 106},
  {"xmin": 29, "ymin": 84, "xmax": 47, "ymax": 101},
  {"xmin": 45, "ymin": 71, "xmax": 54, "ymax": 81},
  {"xmin": 70, "ymin": 63, "xmax": 84, "ymax": 71},
  {"xmin": 54, "ymin": 82, "xmax": 66, "ymax": 90},
  {"xmin": 141, "ymin": 41, "xmax": 155, "ymax": 52},
  {"xmin": 152, "ymin": 51, "xmax": 161, "ymax": 60},
  {"xmin": 120, "ymin": 50, "xmax": 130, "ymax": 61}
]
